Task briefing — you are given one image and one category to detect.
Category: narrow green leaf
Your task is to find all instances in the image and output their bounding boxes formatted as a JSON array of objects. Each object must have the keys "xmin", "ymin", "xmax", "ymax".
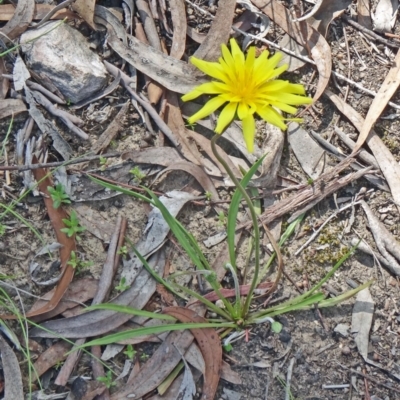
[
  {"xmin": 84, "ymin": 304, "xmax": 176, "ymax": 320},
  {"xmin": 227, "ymin": 156, "xmax": 266, "ymax": 270},
  {"xmin": 73, "ymin": 322, "xmax": 236, "ymax": 349}
]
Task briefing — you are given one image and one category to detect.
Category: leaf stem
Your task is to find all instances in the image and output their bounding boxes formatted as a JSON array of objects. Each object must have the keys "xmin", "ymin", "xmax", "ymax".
[{"xmin": 210, "ymin": 135, "xmax": 259, "ymax": 318}]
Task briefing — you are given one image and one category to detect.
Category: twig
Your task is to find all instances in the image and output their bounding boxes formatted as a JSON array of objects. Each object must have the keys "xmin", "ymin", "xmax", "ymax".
[
  {"xmin": 332, "ymin": 71, "xmax": 400, "ymax": 110},
  {"xmin": 31, "ymin": 0, "xmax": 76, "ymax": 28},
  {"xmin": 292, "ymin": 0, "xmax": 323, "ymax": 22},
  {"xmin": 103, "ymin": 61, "xmax": 179, "ymax": 148},
  {"xmin": 0, "ymin": 152, "xmax": 120, "ymax": 171},
  {"xmin": 322, "ymin": 384, "xmax": 350, "ymax": 390},
  {"xmin": 342, "ymin": 15, "xmax": 400, "ymax": 49},
  {"xmin": 295, "ymin": 201, "xmax": 361, "ymax": 255},
  {"xmin": 29, "ymin": 89, "xmax": 89, "ymax": 139},
  {"xmin": 285, "ymin": 357, "xmax": 296, "ymax": 400},
  {"xmin": 26, "ymin": 80, "xmax": 65, "ymax": 104}
]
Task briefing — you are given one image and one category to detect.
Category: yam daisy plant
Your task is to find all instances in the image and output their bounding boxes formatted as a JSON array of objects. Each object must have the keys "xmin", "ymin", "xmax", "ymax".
[
  {"xmin": 182, "ymin": 38, "xmax": 313, "ymax": 152},
  {"xmin": 73, "ymin": 38, "xmax": 370, "ymax": 374}
]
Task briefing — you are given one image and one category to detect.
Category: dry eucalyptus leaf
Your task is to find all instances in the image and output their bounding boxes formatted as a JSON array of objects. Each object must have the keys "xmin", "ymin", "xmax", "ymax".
[
  {"xmin": 307, "ymin": 0, "xmax": 352, "ymax": 37},
  {"xmin": 372, "ymin": 0, "xmax": 398, "ymax": 32},
  {"xmin": 107, "ymin": 34, "xmax": 207, "ymax": 93},
  {"xmin": 287, "ymin": 122, "xmax": 324, "ymax": 179},
  {"xmin": 72, "ymin": 0, "xmax": 96, "ymax": 30},
  {"xmin": 351, "ymin": 288, "xmax": 374, "ymax": 360},
  {"xmin": 0, "ymin": 336, "xmax": 24, "ymax": 399},
  {"xmin": 0, "ymin": 0, "xmax": 35, "ymax": 40}
]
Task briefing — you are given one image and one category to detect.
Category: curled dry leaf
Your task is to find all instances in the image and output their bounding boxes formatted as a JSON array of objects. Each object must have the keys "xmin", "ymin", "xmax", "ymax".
[
  {"xmin": 0, "ymin": 4, "xmax": 75, "ymax": 21},
  {"xmin": 307, "ymin": 0, "xmax": 351, "ymax": 37},
  {"xmin": 0, "ymin": 99, "xmax": 27, "ymax": 120},
  {"xmin": 32, "ymin": 341, "xmax": 73, "ymax": 381},
  {"xmin": 164, "ymin": 307, "xmax": 222, "ymax": 400},
  {"xmin": 107, "ymin": 34, "xmax": 208, "ymax": 93},
  {"xmin": 353, "ymin": 48, "xmax": 400, "ymax": 153},
  {"xmin": 0, "ymin": 336, "xmax": 24, "ymax": 399},
  {"xmin": 156, "ymin": 161, "xmax": 220, "ymax": 202},
  {"xmin": 169, "ymin": 0, "xmax": 187, "ymax": 60},
  {"xmin": 252, "ymin": 0, "xmax": 331, "ymax": 103},
  {"xmin": 193, "ymin": 0, "xmax": 236, "ymax": 62},
  {"xmin": 72, "ymin": 0, "xmax": 96, "ymax": 30},
  {"xmin": 29, "ymin": 277, "xmax": 99, "ymax": 323},
  {"xmin": 0, "ymin": 0, "xmax": 35, "ymax": 40}
]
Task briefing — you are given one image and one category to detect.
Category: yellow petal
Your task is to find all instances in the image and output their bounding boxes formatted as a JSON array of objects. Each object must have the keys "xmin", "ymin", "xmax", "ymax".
[
  {"xmin": 218, "ymin": 56, "xmax": 236, "ymax": 83},
  {"xmin": 275, "ymin": 93, "xmax": 313, "ymax": 105},
  {"xmin": 242, "ymin": 114, "xmax": 255, "ymax": 153},
  {"xmin": 237, "ymin": 102, "xmax": 249, "ymax": 119},
  {"xmin": 264, "ymin": 63, "xmax": 287, "ymax": 81},
  {"xmin": 286, "ymin": 83, "xmax": 307, "ymax": 95},
  {"xmin": 267, "ymin": 100, "xmax": 298, "ymax": 114},
  {"xmin": 221, "ymin": 43, "xmax": 235, "ymax": 70},
  {"xmin": 261, "ymin": 80, "xmax": 290, "ymax": 92},
  {"xmin": 182, "ymin": 90, "xmax": 203, "ymax": 102},
  {"xmin": 183, "ymin": 82, "xmax": 228, "ymax": 97},
  {"xmin": 257, "ymin": 105, "xmax": 287, "ymax": 130},
  {"xmin": 230, "ymin": 38, "xmax": 245, "ymax": 65},
  {"xmin": 190, "ymin": 57, "xmax": 228, "ymax": 82},
  {"xmin": 188, "ymin": 96, "xmax": 227, "ymax": 124},
  {"xmin": 245, "ymin": 46, "xmax": 256, "ymax": 72},
  {"xmin": 215, "ymin": 102, "xmax": 238, "ymax": 133}
]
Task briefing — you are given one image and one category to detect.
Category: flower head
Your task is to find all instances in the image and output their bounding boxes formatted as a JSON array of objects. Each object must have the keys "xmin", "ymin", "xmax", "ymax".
[{"xmin": 182, "ymin": 38, "xmax": 313, "ymax": 152}]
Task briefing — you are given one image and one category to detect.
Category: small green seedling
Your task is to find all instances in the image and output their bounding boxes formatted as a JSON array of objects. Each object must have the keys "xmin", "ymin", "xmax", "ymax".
[
  {"xmin": 140, "ymin": 352, "xmax": 149, "ymax": 361},
  {"xmin": 67, "ymin": 251, "xmax": 93, "ymax": 271},
  {"xmin": 115, "ymin": 277, "xmax": 130, "ymax": 292},
  {"xmin": 117, "ymin": 245, "xmax": 128, "ymax": 257},
  {"xmin": 61, "ymin": 210, "xmax": 86, "ymax": 240},
  {"xmin": 223, "ymin": 343, "xmax": 233, "ymax": 352},
  {"xmin": 130, "ymin": 166, "xmax": 146, "ymax": 183},
  {"xmin": 217, "ymin": 211, "xmax": 227, "ymax": 226},
  {"xmin": 123, "ymin": 344, "xmax": 136, "ymax": 360},
  {"xmin": 48, "ymin": 183, "xmax": 71, "ymax": 209},
  {"xmin": 0, "ymin": 224, "xmax": 5, "ymax": 236},
  {"xmin": 99, "ymin": 156, "xmax": 109, "ymax": 171},
  {"xmin": 67, "ymin": 251, "xmax": 79, "ymax": 269},
  {"xmin": 185, "ymin": 121, "xmax": 196, "ymax": 130},
  {"xmin": 205, "ymin": 191, "xmax": 212, "ymax": 201},
  {"xmin": 96, "ymin": 371, "xmax": 116, "ymax": 389}
]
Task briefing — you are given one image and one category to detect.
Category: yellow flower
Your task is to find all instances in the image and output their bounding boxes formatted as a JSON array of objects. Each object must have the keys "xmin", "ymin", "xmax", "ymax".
[{"xmin": 182, "ymin": 38, "xmax": 313, "ymax": 153}]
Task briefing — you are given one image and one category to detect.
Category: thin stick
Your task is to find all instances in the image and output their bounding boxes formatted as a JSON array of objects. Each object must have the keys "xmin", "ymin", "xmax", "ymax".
[
  {"xmin": 285, "ymin": 357, "xmax": 296, "ymax": 400},
  {"xmin": 0, "ymin": 152, "xmax": 120, "ymax": 171},
  {"xmin": 342, "ymin": 15, "xmax": 400, "ymax": 49},
  {"xmin": 295, "ymin": 201, "xmax": 361, "ymax": 255}
]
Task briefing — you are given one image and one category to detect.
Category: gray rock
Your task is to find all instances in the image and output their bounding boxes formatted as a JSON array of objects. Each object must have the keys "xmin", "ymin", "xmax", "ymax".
[
  {"xmin": 334, "ymin": 323, "xmax": 350, "ymax": 337},
  {"xmin": 20, "ymin": 22, "xmax": 107, "ymax": 103}
]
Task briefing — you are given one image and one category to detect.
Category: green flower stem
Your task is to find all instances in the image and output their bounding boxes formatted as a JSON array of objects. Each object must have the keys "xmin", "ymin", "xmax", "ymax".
[{"xmin": 211, "ymin": 135, "xmax": 259, "ymax": 318}]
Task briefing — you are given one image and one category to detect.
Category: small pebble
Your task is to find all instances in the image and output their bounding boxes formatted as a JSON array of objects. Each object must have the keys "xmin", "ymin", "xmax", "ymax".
[
  {"xmin": 279, "ymin": 329, "xmax": 291, "ymax": 343},
  {"xmin": 342, "ymin": 346, "xmax": 351, "ymax": 355},
  {"xmin": 0, "ymin": 242, "xmax": 5, "ymax": 251}
]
